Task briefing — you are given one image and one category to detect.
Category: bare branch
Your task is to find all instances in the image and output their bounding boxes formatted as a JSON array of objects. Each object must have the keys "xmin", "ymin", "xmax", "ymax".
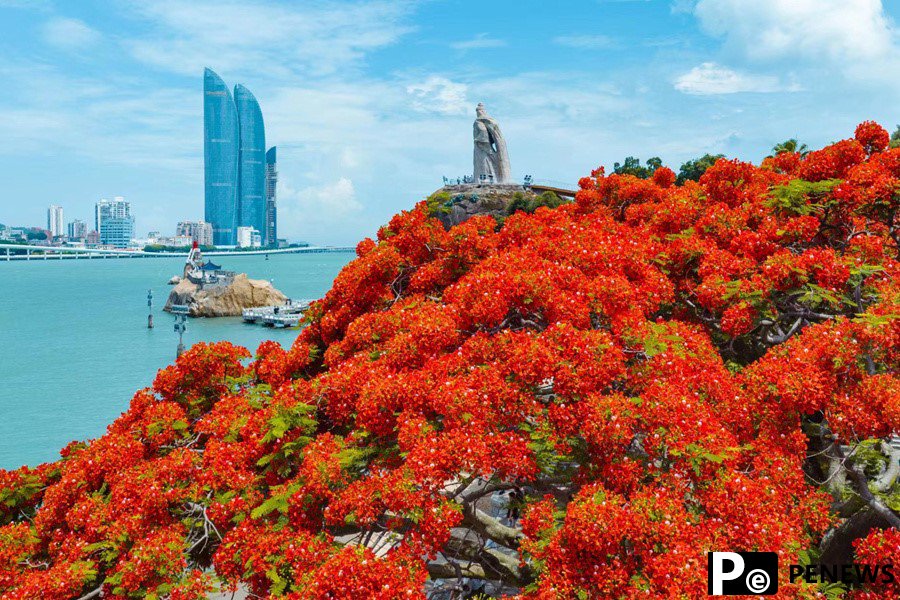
[
  {"xmin": 832, "ymin": 442, "xmax": 900, "ymax": 530},
  {"xmin": 76, "ymin": 587, "xmax": 102, "ymax": 600}
]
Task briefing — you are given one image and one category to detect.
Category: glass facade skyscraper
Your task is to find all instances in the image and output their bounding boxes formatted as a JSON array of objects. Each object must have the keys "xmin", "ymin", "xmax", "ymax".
[
  {"xmin": 235, "ymin": 84, "xmax": 266, "ymax": 242},
  {"xmin": 204, "ymin": 69, "xmax": 271, "ymax": 247},
  {"xmin": 203, "ymin": 68, "xmax": 240, "ymax": 246},
  {"xmin": 265, "ymin": 146, "xmax": 277, "ymax": 247}
]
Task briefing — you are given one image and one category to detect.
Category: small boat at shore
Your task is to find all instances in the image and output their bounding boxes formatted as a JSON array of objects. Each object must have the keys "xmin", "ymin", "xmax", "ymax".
[{"xmin": 242, "ymin": 299, "xmax": 313, "ymax": 328}]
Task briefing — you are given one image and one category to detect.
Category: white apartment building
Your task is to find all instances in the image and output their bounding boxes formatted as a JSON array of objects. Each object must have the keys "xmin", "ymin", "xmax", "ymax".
[
  {"xmin": 176, "ymin": 220, "xmax": 214, "ymax": 247},
  {"xmin": 236, "ymin": 226, "xmax": 262, "ymax": 248},
  {"xmin": 47, "ymin": 205, "xmax": 64, "ymax": 238}
]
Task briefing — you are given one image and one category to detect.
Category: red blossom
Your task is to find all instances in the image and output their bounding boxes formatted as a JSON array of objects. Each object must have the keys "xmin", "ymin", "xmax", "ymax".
[
  {"xmin": 1, "ymin": 122, "xmax": 898, "ymax": 598},
  {"xmin": 855, "ymin": 120, "xmax": 890, "ymax": 155}
]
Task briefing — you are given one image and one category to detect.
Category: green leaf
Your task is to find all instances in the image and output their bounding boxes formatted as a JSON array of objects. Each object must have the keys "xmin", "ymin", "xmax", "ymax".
[
  {"xmin": 767, "ymin": 179, "xmax": 840, "ymax": 216},
  {"xmin": 702, "ymin": 452, "xmax": 724, "ymax": 464}
]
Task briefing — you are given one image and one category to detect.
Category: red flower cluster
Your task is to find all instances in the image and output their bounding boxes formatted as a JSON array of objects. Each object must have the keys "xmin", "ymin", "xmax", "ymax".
[{"xmin": 0, "ymin": 123, "xmax": 897, "ymax": 599}]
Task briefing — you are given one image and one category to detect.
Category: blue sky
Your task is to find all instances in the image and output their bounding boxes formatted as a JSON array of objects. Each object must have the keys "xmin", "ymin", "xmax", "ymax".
[{"xmin": 1, "ymin": 0, "xmax": 899, "ymax": 245}]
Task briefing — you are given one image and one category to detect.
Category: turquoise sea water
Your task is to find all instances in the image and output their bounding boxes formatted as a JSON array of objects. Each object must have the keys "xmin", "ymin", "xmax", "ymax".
[{"xmin": 0, "ymin": 253, "xmax": 353, "ymax": 469}]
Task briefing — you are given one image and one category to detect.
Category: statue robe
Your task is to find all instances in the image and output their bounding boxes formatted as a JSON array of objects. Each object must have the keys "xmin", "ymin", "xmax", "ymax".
[{"xmin": 473, "ymin": 106, "xmax": 511, "ymax": 183}]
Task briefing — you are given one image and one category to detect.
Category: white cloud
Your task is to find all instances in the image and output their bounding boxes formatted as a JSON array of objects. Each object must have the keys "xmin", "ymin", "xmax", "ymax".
[
  {"xmin": 553, "ymin": 34, "xmax": 614, "ymax": 49},
  {"xmin": 693, "ymin": 0, "xmax": 896, "ymax": 63},
  {"xmin": 406, "ymin": 76, "xmax": 469, "ymax": 115},
  {"xmin": 474, "ymin": 72, "xmax": 627, "ymax": 120},
  {"xmin": 450, "ymin": 33, "xmax": 506, "ymax": 50},
  {"xmin": 277, "ymin": 177, "xmax": 364, "ymax": 240},
  {"xmin": 41, "ymin": 17, "xmax": 100, "ymax": 50},
  {"xmin": 0, "ymin": 61, "xmax": 196, "ymax": 169},
  {"xmin": 124, "ymin": 0, "xmax": 415, "ymax": 77},
  {"xmin": 674, "ymin": 62, "xmax": 798, "ymax": 95}
]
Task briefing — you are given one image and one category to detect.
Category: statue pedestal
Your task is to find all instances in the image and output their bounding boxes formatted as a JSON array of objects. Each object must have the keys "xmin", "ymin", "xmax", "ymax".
[{"xmin": 428, "ymin": 183, "xmax": 540, "ymax": 229}]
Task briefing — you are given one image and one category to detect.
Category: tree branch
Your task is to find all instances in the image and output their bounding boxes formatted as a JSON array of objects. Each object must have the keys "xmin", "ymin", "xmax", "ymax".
[
  {"xmin": 76, "ymin": 587, "xmax": 102, "ymax": 600},
  {"xmin": 461, "ymin": 505, "xmax": 523, "ymax": 550},
  {"xmin": 832, "ymin": 442, "xmax": 900, "ymax": 530}
]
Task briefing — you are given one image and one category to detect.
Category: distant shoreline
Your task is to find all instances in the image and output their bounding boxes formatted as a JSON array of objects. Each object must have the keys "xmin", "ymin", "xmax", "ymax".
[{"xmin": 0, "ymin": 244, "xmax": 355, "ymax": 261}]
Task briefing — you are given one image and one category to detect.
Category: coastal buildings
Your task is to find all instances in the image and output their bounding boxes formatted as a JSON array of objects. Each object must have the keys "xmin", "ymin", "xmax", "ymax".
[
  {"xmin": 95, "ymin": 197, "xmax": 130, "ymax": 232},
  {"xmin": 176, "ymin": 220, "xmax": 214, "ymax": 246},
  {"xmin": 236, "ymin": 226, "xmax": 261, "ymax": 248},
  {"xmin": 150, "ymin": 234, "xmax": 192, "ymax": 247},
  {"xmin": 47, "ymin": 205, "xmax": 64, "ymax": 238},
  {"xmin": 265, "ymin": 146, "xmax": 277, "ymax": 247},
  {"xmin": 67, "ymin": 219, "xmax": 87, "ymax": 241},
  {"xmin": 101, "ymin": 218, "xmax": 134, "ymax": 248},
  {"xmin": 204, "ymin": 68, "xmax": 273, "ymax": 247},
  {"xmin": 0, "ymin": 226, "xmax": 26, "ymax": 241},
  {"xmin": 96, "ymin": 197, "xmax": 133, "ymax": 248}
]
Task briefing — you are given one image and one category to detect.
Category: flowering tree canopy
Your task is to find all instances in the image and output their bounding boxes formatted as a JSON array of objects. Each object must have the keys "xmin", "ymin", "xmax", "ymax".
[{"xmin": 1, "ymin": 122, "xmax": 898, "ymax": 599}]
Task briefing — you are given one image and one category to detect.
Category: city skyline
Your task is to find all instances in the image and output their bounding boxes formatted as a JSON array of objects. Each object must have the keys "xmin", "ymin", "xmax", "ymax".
[
  {"xmin": 3, "ymin": 196, "xmax": 265, "ymax": 250},
  {"xmin": 2, "ymin": 1, "xmax": 900, "ymax": 245}
]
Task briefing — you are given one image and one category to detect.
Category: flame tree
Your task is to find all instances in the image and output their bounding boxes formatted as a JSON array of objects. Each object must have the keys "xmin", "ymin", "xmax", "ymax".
[{"xmin": 1, "ymin": 122, "xmax": 898, "ymax": 599}]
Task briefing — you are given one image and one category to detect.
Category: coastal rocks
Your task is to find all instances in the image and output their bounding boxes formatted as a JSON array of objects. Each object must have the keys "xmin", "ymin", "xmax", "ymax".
[
  {"xmin": 427, "ymin": 183, "xmax": 541, "ymax": 229},
  {"xmin": 168, "ymin": 276, "xmax": 181, "ymax": 285},
  {"xmin": 164, "ymin": 273, "xmax": 287, "ymax": 317}
]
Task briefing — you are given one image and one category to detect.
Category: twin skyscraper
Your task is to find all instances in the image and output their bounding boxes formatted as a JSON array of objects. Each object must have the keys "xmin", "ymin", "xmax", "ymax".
[{"xmin": 203, "ymin": 68, "xmax": 277, "ymax": 247}]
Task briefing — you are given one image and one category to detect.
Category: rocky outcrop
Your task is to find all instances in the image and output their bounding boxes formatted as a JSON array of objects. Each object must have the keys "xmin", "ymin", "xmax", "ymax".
[
  {"xmin": 168, "ymin": 276, "xmax": 181, "ymax": 285},
  {"xmin": 427, "ymin": 184, "xmax": 553, "ymax": 229},
  {"xmin": 164, "ymin": 273, "xmax": 287, "ymax": 317}
]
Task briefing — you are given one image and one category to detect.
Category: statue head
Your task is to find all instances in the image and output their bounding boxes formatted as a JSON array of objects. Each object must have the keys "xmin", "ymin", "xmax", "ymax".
[{"xmin": 476, "ymin": 102, "xmax": 487, "ymax": 119}]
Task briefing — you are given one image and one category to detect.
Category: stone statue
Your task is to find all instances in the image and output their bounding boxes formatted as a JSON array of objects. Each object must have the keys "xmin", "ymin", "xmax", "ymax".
[{"xmin": 473, "ymin": 103, "xmax": 511, "ymax": 184}]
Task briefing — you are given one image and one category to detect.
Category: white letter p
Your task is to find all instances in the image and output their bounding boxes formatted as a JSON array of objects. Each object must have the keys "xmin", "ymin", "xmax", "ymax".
[{"xmin": 711, "ymin": 552, "xmax": 745, "ymax": 595}]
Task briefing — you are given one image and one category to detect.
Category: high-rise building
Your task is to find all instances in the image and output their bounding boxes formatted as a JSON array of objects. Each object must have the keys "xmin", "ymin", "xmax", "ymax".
[
  {"xmin": 265, "ymin": 146, "xmax": 277, "ymax": 247},
  {"xmin": 96, "ymin": 197, "xmax": 133, "ymax": 247},
  {"xmin": 176, "ymin": 220, "xmax": 214, "ymax": 247},
  {"xmin": 235, "ymin": 85, "xmax": 266, "ymax": 241},
  {"xmin": 67, "ymin": 219, "xmax": 87, "ymax": 241},
  {"xmin": 94, "ymin": 203, "xmax": 103, "ymax": 232},
  {"xmin": 203, "ymin": 68, "xmax": 240, "ymax": 246},
  {"xmin": 47, "ymin": 205, "xmax": 64, "ymax": 238},
  {"xmin": 204, "ymin": 68, "xmax": 270, "ymax": 247},
  {"xmin": 95, "ymin": 196, "xmax": 130, "ymax": 232}
]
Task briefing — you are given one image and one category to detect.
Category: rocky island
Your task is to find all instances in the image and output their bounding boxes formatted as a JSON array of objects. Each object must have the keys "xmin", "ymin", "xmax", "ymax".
[
  {"xmin": 164, "ymin": 272, "xmax": 286, "ymax": 317},
  {"xmin": 163, "ymin": 243, "xmax": 287, "ymax": 317}
]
